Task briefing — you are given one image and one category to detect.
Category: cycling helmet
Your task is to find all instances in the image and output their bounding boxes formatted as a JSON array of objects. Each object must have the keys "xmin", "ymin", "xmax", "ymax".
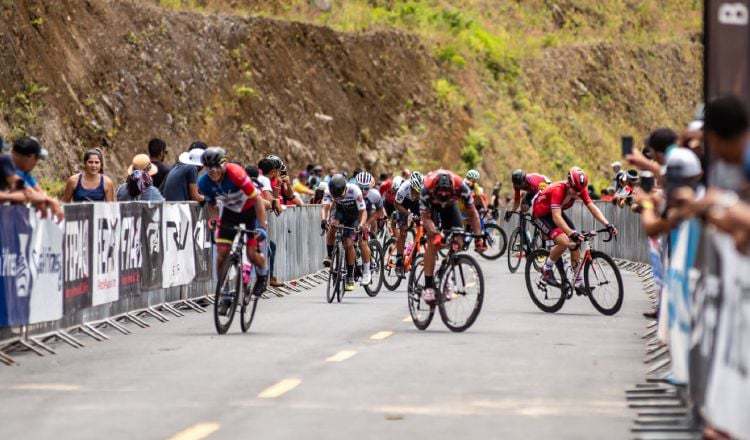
[
  {"xmin": 567, "ymin": 167, "xmax": 588, "ymax": 192},
  {"xmin": 434, "ymin": 172, "xmax": 454, "ymax": 201},
  {"xmin": 511, "ymin": 169, "xmax": 525, "ymax": 187},
  {"xmin": 201, "ymin": 147, "xmax": 227, "ymax": 167},
  {"xmin": 329, "ymin": 174, "xmax": 347, "ymax": 198},
  {"xmin": 392, "ymin": 176, "xmax": 404, "ymax": 191},
  {"xmin": 410, "ymin": 171, "xmax": 424, "ymax": 191},
  {"xmin": 355, "ymin": 171, "xmax": 373, "ymax": 190},
  {"xmin": 465, "ymin": 169, "xmax": 480, "ymax": 182}
]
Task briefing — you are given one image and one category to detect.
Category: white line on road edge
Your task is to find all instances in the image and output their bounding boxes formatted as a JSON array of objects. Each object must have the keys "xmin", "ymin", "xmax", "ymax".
[
  {"xmin": 10, "ymin": 383, "xmax": 80, "ymax": 391},
  {"xmin": 370, "ymin": 331, "xmax": 393, "ymax": 340},
  {"xmin": 326, "ymin": 350, "xmax": 357, "ymax": 362},
  {"xmin": 258, "ymin": 378, "xmax": 302, "ymax": 398},
  {"xmin": 167, "ymin": 422, "xmax": 220, "ymax": 440}
]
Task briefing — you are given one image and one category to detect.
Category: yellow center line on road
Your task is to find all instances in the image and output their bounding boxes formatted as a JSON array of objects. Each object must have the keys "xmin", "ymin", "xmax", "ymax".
[
  {"xmin": 166, "ymin": 422, "xmax": 220, "ymax": 440},
  {"xmin": 370, "ymin": 331, "xmax": 393, "ymax": 340},
  {"xmin": 258, "ymin": 378, "xmax": 302, "ymax": 399},
  {"xmin": 325, "ymin": 350, "xmax": 358, "ymax": 363}
]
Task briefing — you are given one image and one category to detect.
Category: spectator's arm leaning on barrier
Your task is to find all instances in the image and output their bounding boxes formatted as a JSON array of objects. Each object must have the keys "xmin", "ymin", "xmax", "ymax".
[{"xmin": 626, "ymin": 148, "xmax": 662, "ymax": 181}]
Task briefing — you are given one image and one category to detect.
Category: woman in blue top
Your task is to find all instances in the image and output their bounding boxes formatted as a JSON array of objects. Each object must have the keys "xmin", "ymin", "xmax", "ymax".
[{"xmin": 62, "ymin": 148, "xmax": 115, "ymax": 202}]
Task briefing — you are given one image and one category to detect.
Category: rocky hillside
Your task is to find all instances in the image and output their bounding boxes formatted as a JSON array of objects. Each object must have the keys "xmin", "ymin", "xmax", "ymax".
[{"xmin": 0, "ymin": 0, "xmax": 702, "ymax": 192}]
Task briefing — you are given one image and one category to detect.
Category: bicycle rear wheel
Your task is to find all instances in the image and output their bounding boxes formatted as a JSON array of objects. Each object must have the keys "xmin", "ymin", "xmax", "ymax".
[
  {"xmin": 507, "ymin": 227, "xmax": 522, "ymax": 273},
  {"xmin": 407, "ymin": 255, "xmax": 435, "ymax": 330},
  {"xmin": 240, "ymin": 289, "xmax": 260, "ymax": 333},
  {"xmin": 438, "ymin": 254, "xmax": 484, "ymax": 332},
  {"xmin": 382, "ymin": 238, "xmax": 402, "ymax": 291},
  {"xmin": 524, "ymin": 249, "xmax": 566, "ymax": 313},
  {"xmin": 478, "ymin": 224, "xmax": 507, "ymax": 260},
  {"xmin": 214, "ymin": 258, "xmax": 240, "ymax": 334},
  {"xmin": 326, "ymin": 246, "xmax": 341, "ymax": 303},
  {"xmin": 585, "ymin": 251, "xmax": 624, "ymax": 315},
  {"xmin": 336, "ymin": 244, "xmax": 346, "ymax": 303},
  {"xmin": 364, "ymin": 240, "xmax": 384, "ymax": 297}
]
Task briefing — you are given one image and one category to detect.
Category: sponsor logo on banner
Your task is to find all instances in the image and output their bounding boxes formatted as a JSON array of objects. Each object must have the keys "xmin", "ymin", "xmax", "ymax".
[
  {"xmin": 140, "ymin": 204, "xmax": 163, "ymax": 291},
  {"xmin": 63, "ymin": 203, "xmax": 93, "ymax": 314},
  {"xmin": 162, "ymin": 204, "xmax": 195, "ymax": 288},
  {"xmin": 0, "ymin": 205, "xmax": 33, "ymax": 326},
  {"xmin": 28, "ymin": 213, "xmax": 64, "ymax": 324},
  {"xmin": 190, "ymin": 204, "xmax": 212, "ymax": 281},
  {"xmin": 119, "ymin": 203, "xmax": 142, "ymax": 297},
  {"xmin": 92, "ymin": 203, "xmax": 120, "ymax": 306}
]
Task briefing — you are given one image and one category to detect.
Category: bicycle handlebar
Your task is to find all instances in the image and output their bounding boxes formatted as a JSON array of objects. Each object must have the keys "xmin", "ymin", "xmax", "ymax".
[{"xmin": 581, "ymin": 228, "xmax": 615, "ymax": 243}]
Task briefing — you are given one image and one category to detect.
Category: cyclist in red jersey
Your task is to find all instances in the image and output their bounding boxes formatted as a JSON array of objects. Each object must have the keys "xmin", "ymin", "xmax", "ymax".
[
  {"xmin": 420, "ymin": 169, "xmax": 485, "ymax": 303},
  {"xmin": 505, "ymin": 169, "xmax": 551, "ymax": 221},
  {"xmin": 531, "ymin": 167, "xmax": 617, "ymax": 287}
]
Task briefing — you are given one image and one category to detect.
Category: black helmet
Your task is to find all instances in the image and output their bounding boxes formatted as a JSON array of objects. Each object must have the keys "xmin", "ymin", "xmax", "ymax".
[
  {"xmin": 511, "ymin": 169, "xmax": 526, "ymax": 187},
  {"xmin": 329, "ymin": 174, "xmax": 347, "ymax": 198},
  {"xmin": 202, "ymin": 147, "xmax": 227, "ymax": 167},
  {"xmin": 434, "ymin": 172, "xmax": 453, "ymax": 201}
]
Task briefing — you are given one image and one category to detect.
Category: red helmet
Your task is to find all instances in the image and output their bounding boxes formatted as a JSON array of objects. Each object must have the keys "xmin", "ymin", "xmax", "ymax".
[{"xmin": 567, "ymin": 167, "xmax": 588, "ymax": 192}]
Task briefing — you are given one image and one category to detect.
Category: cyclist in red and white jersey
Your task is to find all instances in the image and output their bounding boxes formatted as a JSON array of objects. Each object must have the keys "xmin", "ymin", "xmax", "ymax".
[
  {"xmin": 531, "ymin": 167, "xmax": 617, "ymax": 287},
  {"xmin": 420, "ymin": 169, "xmax": 485, "ymax": 303},
  {"xmin": 504, "ymin": 169, "xmax": 551, "ymax": 221}
]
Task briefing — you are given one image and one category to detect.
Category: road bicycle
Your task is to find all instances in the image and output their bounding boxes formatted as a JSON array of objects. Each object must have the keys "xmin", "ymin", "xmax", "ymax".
[
  {"xmin": 408, "ymin": 228, "xmax": 485, "ymax": 332},
  {"xmin": 325, "ymin": 225, "xmax": 383, "ymax": 302},
  {"xmin": 524, "ymin": 228, "xmax": 623, "ymax": 315},
  {"xmin": 507, "ymin": 211, "xmax": 544, "ymax": 273},
  {"xmin": 383, "ymin": 217, "xmax": 424, "ymax": 291},
  {"xmin": 212, "ymin": 225, "xmax": 265, "ymax": 334},
  {"xmin": 438, "ymin": 209, "xmax": 507, "ymax": 260}
]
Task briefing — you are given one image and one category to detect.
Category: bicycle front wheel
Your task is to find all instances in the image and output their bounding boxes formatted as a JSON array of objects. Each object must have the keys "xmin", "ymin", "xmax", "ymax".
[
  {"xmin": 478, "ymin": 224, "xmax": 507, "ymax": 260},
  {"xmin": 364, "ymin": 240, "xmax": 384, "ymax": 297},
  {"xmin": 524, "ymin": 249, "xmax": 566, "ymax": 313},
  {"xmin": 585, "ymin": 251, "xmax": 624, "ymax": 315},
  {"xmin": 507, "ymin": 227, "xmax": 522, "ymax": 273},
  {"xmin": 438, "ymin": 254, "xmax": 484, "ymax": 332},
  {"xmin": 240, "ymin": 291, "xmax": 260, "ymax": 333},
  {"xmin": 382, "ymin": 238, "xmax": 402, "ymax": 291},
  {"xmin": 326, "ymin": 246, "xmax": 341, "ymax": 303},
  {"xmin": 214, "ymin": 258, "xmax": 240, "ymax": 334},
  {"xmin": 407, "ymin": 255, "xmax": 435, "ymax": 330}
]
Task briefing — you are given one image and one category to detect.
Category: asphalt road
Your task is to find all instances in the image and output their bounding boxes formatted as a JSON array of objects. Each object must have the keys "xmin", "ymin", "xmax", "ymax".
[{"xmin": 0, "ymin": 255, "xmax": 647, "ymax": 440}]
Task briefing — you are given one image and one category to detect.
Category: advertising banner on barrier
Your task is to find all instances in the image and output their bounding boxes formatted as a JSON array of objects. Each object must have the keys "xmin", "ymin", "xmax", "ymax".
[
  {"xmin": 119, "ymin": 203, "xmax": 142, "ymax": 298},
  {"xmin": 92, "ymin": 203, "xmax": 120, "ymax": 306},
  {"xmin": 704, "ymin": 233, "xmax": 750, "ymax": 439},
  {"xmin": 162, "ymin": 203, "xmax": 195, "ymax": 288},
  {"xmin": 27, "ymin": 213, "xmax": 63, "ymax": 325},
  {"xmin": 63, "ymin": 203, "xmax": 93, "ymax": 314},
  {"xmin": 190, "ymin": 204, "xmax": 212, "ymax": 281},
  {"xmin": 0, "ymin": 205, "xmax": 33, "ymax": 326},
  {"xmin": 140, "ymin": 204, "xmax": 163, "ymax": 291}
]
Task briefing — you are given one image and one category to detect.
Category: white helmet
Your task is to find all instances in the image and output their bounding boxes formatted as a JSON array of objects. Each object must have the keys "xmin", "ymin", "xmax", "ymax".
[
  {"xmin": 392, "ymin": 176, "xmax": 404, "ymax": 191},
  {"xmin": 410, "ymin": 171, "xmax": 424, "ymax": 191},
  {"xmin": 355, "ymin": 171, "xmax": 373, "ymax": 190}
]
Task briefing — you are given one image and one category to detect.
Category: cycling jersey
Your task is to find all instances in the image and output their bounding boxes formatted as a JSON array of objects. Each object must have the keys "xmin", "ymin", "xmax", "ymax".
[
  {"xmin": 513, "ymin": 173, "xmax": 551, "ymax": 204},
  {"xmin": 363, "ymin": 188, "xmax": 384, "ymax": 214},
  {"xmin": 420, "ymin": 170, "xmax": 473, "ymax": 211},
  {"xmin": 379, "ymin": 179, "xmax": 396, "ymax": 205},
  {"xmin": 532, "ymin": 181, "xmax": 592, "ymax": 218},
  {"xmin": 198, "ymin": 163, "xmax": 259, "ymax": 213},
  {"xmin": 395, "ymin": 180, "xmax": 419, "ymax": 204},
  {"xmin": 462, "ymin": 179, "xmax": 488, "ymax": 212},
  {"xmin": 322, "ymin": 182, "xmax": 366, "ymax": 213}
]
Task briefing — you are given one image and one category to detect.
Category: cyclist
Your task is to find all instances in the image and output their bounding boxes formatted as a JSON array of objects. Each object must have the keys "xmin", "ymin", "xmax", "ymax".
[
  {"xmin": 420, "ymin": 169, "xmax": 485, "ymax": 303},
  {"xmin": 531, "ymin": 167, "xmax": 617, "ymax": 288},
  {"xmin": 356, "ymin": 171, "xmax": 386, "ymax": 285},
  {"xmin": 321, "ymin": 173, "xmax": 368, "ymax": 291},
  {"xmin": 505, "ymin": 169, "xmax": 551, "ymax": 221},
  {"xmin": 393, "ymin": 172, "xmax": 424, "ymax": 275},
  {"xmin": 198, "ymin": 147, "xmax": 269, "ymax": 314},
  {"xmin": 464, "ymin": 169, "xmax": 488, "ymax": 213}
]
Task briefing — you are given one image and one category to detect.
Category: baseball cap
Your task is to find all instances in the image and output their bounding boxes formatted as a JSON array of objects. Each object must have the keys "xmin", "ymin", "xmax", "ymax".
[
  {"xmin": 666, "ymin": 147, "xmax": 702, "ymax": 179},
  {"xmin": 178, "ymin": 148, "xmax": 205, "ymax": 166},
  {"xmin": 12, "ymin": 136, "xmax": 48, "ymax": 159}
]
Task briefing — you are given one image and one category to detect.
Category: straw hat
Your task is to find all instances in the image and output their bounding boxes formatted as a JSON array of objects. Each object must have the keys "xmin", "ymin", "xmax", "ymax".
[{"xmin": 127, "ymin": 153, "xmax": 158, "ymax": 175}]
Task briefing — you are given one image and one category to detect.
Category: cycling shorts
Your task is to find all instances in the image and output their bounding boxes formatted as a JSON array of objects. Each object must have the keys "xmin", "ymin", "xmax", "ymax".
[
  {"xmin": 217, "ymin": 208, "xmax": 258, "ymax": 244},
  {"xmin": 333, "ymin": 208, "xmax": 360, "ymax": 240},
  {"xmin": 384, "ymin": 199, "xmax": 395, "ymax": 217},
  {"xmin": 430, "ymin": 203, "xmax": 463, "ymax": 231},
  {"xmin": 533, "ymin": 212, "xmax": 575, "ymax": 240}
]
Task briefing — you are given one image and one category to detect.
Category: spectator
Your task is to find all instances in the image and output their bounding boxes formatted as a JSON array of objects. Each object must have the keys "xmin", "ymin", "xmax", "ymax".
[
  {"xmin": 292, "ymin": 171, "xmax": 314, "ymax": 200},
  {"xmin": 600, "ymin": 187, "xmax": 615, "ymax": 203},
  {"xmin": 258, "ymin": 158, "xmax": 283, "ymax": 214},
  {"xmin": 10, "ymin": 137, "xmax": 64, "ymax": 219},
  {"xmin": 626, "ymin": 128, "xmax": 679, "ymax": 179},
  {"xmin": 611, "ymin": 161, "xmax": 625, "ymax": 192},
  {"xmin": 587, "ymin": 184, "xmax": 600, "ymax": 200},
  {"xmin": 117, "ymin": 154, "xmax": 164, "ymax": 202},
  {"xmin": 62, "ymin": 148, "xmax": 115, "ymax": 202},
  {"xmin": 246, "ymin": 163, "xmax": 282, "ymax": 288},
  {"xmin": 148, "ymin": 138, "xmax": 171, "ymax": 188},
  {"xmin": 0, "ymin": 151, "xmax": 27, "ymax": 204},
  {"xmin": 162, "ymin": 143, "xmax": 205, "ymax": 202}
]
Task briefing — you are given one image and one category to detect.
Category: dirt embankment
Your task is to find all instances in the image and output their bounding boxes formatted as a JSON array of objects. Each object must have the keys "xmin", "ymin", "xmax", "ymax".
[{"xmin": 0, "ymin": 0, "xmax": 447, "ymax": 181}]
